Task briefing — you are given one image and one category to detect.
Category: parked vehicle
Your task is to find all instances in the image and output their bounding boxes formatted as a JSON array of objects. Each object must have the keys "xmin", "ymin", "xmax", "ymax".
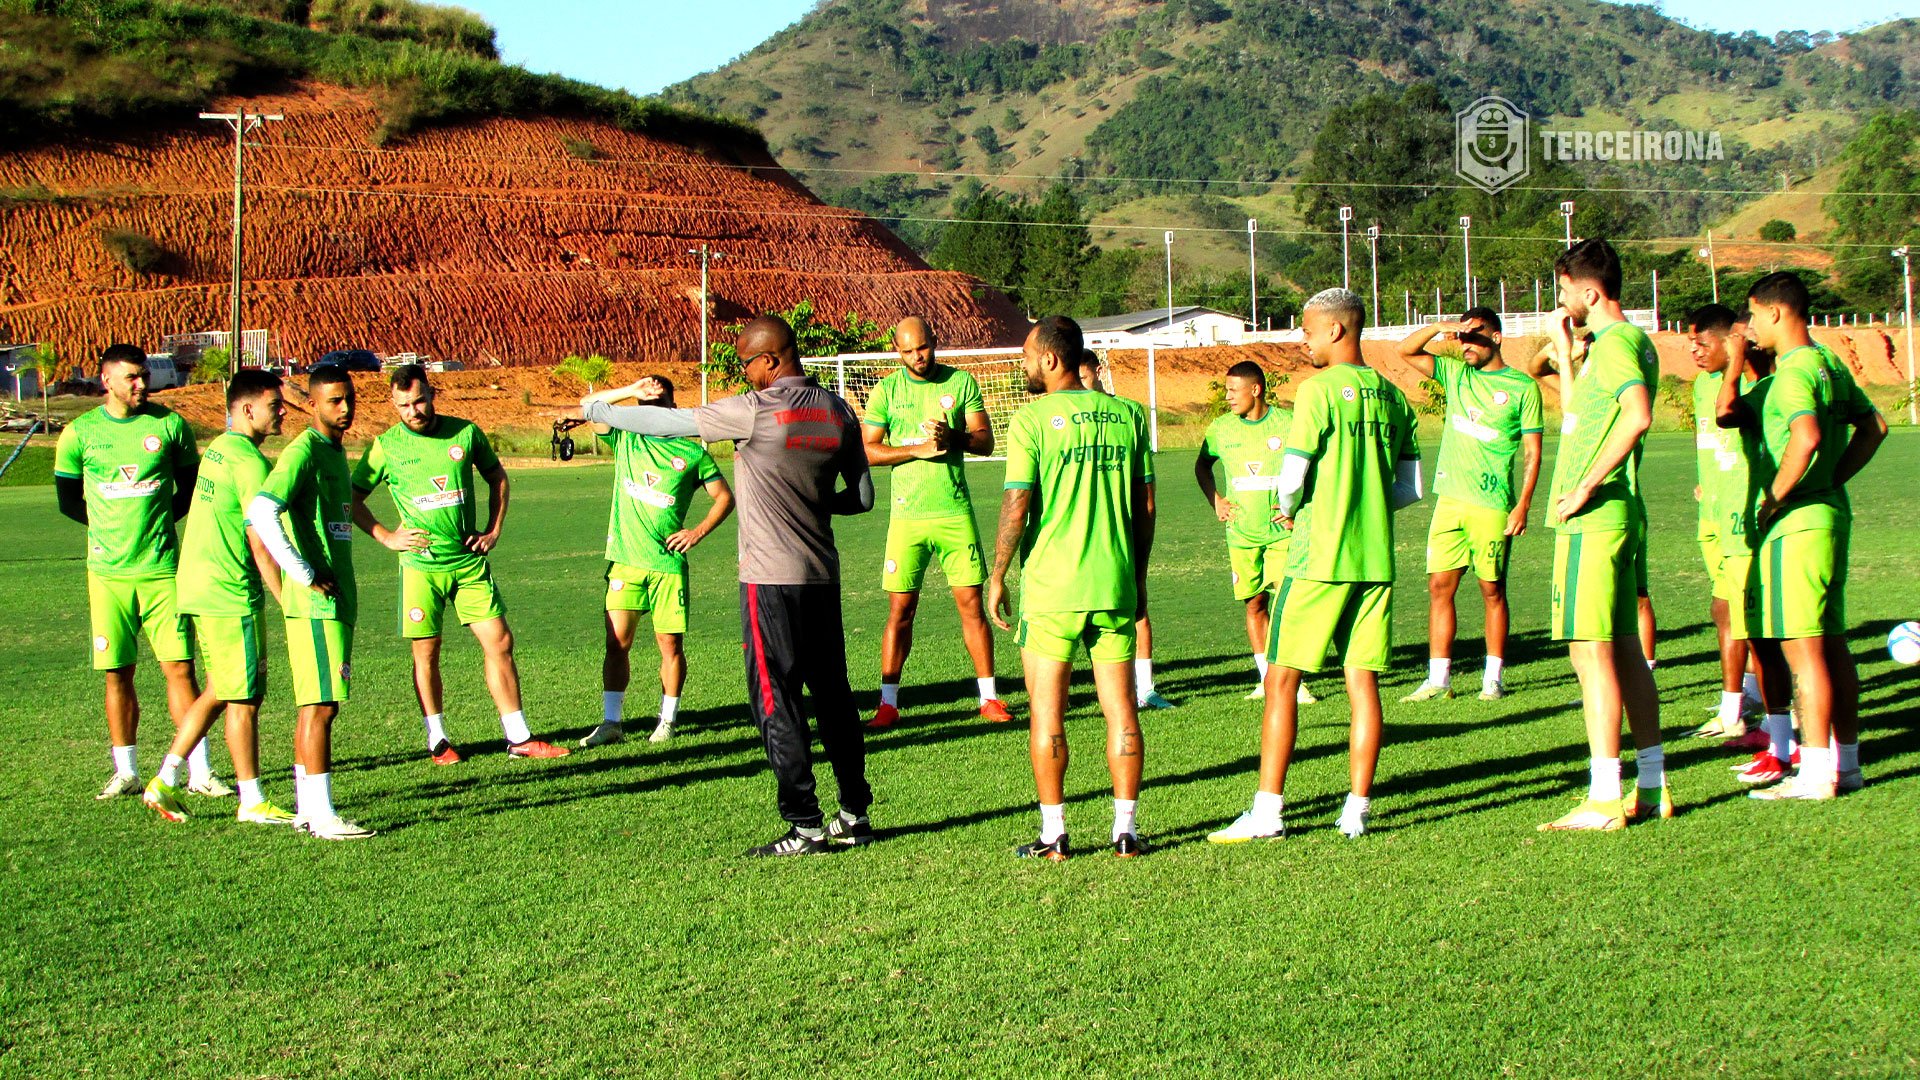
[
  {"xmin": 143, "ymin": 353, "xmax": 185, "ymax": 390},
  {"xmin": 318, "ymin": 349, "xmax": 381, "ymax": 372}
]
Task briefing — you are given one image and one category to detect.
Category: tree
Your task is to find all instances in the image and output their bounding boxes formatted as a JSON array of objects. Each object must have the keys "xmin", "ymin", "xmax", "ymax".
[
  {"xmin": 554, "ymin": 354, "xmax": 613, "ymax": 392},
  {"xmin": 1826, "ymin": 111, "xmax": 1920, "ymax": 306},
  {"xmin": 930, "ymin": 188, "xmax": 1027, "ymax": 300},
  {"xmin": 30, "ymin": 344, "xmax": 60, "ymax": 414},
  {"xmin": 191, "ymin": 347, "xmax": 230, "ymax": 385},
  {"xmin": 1758, "ymin": 219, "xmax": 1798, "ymax": 242},
  {"xmin": 703, "ymin": 300, "xmax": 893, "ymax": 391},
  {"xmin": 1018, "ymin": 183, "xmax": 1094, "ymax": 314}
]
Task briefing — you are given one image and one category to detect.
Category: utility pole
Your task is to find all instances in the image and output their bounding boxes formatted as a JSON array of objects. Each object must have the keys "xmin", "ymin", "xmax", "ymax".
[
  {"xmin": 199, "ymin": 109, "xmax": 282, "ymax": 374},
  {"xmin": 1246, "ymin": 218, "xmax": 1259, "ymax": 335},
  {"xmin": 1338, "ymin": 206, "xmax": 1353, "ymax": 290},
  {"xmin": 1560, "ymin": 200, "xmax": 1576, "ymax": 250},
  {"xmin": 1365, "ymin": 225, "xmax": 1381, "ymax": 327},
  {"xmin": 1898, "ymin": 246, "xmax": 1917, "ymax": 425},
  {"xmin": 1164, "ymin": 231, "xmax": 1176, "ymax": 342},
  {"xmin": 1701, "ymin": 229, "xmax": 1719, "ymax": 303},
  {"xmin": 688, "ymin": 243, "xmax": 726, "ymax": 405},
  {"xmin": 1459, "ymin": 216, "xmax": 1473, "ymax": 309}
]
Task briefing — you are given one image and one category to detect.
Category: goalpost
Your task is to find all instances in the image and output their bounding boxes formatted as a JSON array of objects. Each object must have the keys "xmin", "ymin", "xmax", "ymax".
[{"xmin": 801, "ymin": 346, "xmax": 1149, "ymax": 460}]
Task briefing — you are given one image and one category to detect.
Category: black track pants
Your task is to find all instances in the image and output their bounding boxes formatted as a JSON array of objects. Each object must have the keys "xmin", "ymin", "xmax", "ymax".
[{"xmin": 739, "ymin": 582, "xmax": 871, "ymax": 827}]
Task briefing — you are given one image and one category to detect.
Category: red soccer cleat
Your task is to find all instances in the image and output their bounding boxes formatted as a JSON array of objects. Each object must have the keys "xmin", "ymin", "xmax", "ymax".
[
  {"xmin": 867, "ymin": 703, "xmax": 900, "ymax": 730},
  {"xmin": 429, "ymin": 742, "xmax": 463, "ymax": 766},
  {"xmin": 1726, "ymin": 729, "xmax": 1770, "ymax": 752},
  {"xmin": 979, "ymin": 699, "xmax": 1014, "ymax": 723},
  {"xmin": 1735, "ymin": 753, "xmax": 1788, "ymax": 785},
  {"xmin": 507, "ymin": 739, "xmax": 571, "ymax": 759}
]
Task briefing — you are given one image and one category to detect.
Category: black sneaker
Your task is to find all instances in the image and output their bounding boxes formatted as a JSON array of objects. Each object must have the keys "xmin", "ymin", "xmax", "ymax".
[
  {"xmin": 745, "ymin": 827, "xmax": 833, "ymax": 857},
  {"xmin": 824, "ymin": 814, "xmax": 874, "ymax": 847},
  {"xmin": 1112, "ymin": 832, "xmax": 1146, "ymax": 858},
  {"xmin": 1014, "ymin": 833, "xmax": 1070, "ymax": 861}
]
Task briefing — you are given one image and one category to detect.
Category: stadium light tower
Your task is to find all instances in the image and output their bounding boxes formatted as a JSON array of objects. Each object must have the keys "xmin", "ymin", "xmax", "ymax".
[
  {"xmin": 199, "ymin": 108, "xmax": 283, "ymax": 374},
  {"xmin": 1560, "ymin": 200, "xmax": 1576, "ymax": 250},
  {"xmin": 1898, "ymin": 246, "xmax": 1917, "ymax": 425},
  {"xmin": 1459, "ymin": 216, "xmax": 1473, "ymax": 309},
  {"xmin": 1164, "ymin": 231, "xmax": 1176, "ymax": 341},
  {"xmin": 1338, "ymin": 206, "xmax": 1354, "ymax": 290},
  {"xmin": 1365, "ymin": 225, "xmax": 1381, "ymax": 327},
  {"xmin": 1700, "ymin": 230, "xmax": 1719, "ymax": 303},
  {"xmin": 1247, "ymin": 219, "xmax": 1259, "ymax": 333}
]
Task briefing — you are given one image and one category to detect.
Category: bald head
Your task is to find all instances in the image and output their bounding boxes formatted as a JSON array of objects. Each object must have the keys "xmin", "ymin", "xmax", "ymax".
[
  {"xmin": 894, "ymin": 315, "xmax": 936, "ymax": 377},
  {"xmin": 735, "ymin": 314, "xmax": 801, "ymax": 390}
]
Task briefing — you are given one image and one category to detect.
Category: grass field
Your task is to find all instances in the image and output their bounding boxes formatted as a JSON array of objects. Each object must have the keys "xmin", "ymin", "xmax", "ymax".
[{"xmin": 3, "ymin": 432, "xmax": 1918, "ymax": 1076}]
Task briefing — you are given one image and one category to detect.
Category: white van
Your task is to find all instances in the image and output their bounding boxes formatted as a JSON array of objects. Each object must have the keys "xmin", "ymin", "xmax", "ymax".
[{"xmin": 144, "ymin": 353, "xmax": 185, "ymax": 390}]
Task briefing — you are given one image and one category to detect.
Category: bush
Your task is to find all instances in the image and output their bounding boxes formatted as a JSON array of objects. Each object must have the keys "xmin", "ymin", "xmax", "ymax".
[
  {"xmin": 99, "ymin": 228, "xmax": 166, "ymax": 274},
  {"xmin": 554, "ymin": 354, "xmax": 613, "ymax": 392},
  {"xmin": 1657, "ymin": 373, "xmax": 1690, "ymax": 422},
  {"xmin": 191, "ymin": 347, "xmax": 231, "ymax": 384},
  {"xmin": 703, "ymin": 300, "xmax": 891, "ymax": 392},
  {"xmin": 1414, "ymin": 377, "xmax": 1447, "ymax": 418},
  {"xmin": 560, "ymin": 135, "xmax": 599, "ymax": 161},
  {"xmin": 1758, "ymin": 219, "xmax": 1798, "ymax": 242}
]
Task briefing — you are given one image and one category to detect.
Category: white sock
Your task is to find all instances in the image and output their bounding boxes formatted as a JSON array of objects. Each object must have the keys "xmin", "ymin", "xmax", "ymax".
[
  {"xmin": 1251, "ymin": 789, "xmax": 1284, "ymax": 829},
  {"xmin": 602, "ymin": 691, "xmax": 625, "ymax": 726},
  {"xmin": 424, "ymin": 713, "xmax": 448, "ymax": 750},
  {"xmin": 111, "ymin": 744, "xmax": 137, "ymax": 778},
  {"xmin": 838, "ymin": 808, "xmax": 865, "ymax": 825},
  {"xmin": 660, "ymin": 695, "xmax": 680, "ymax": 725},
  {"xmin": 1836, "ymin": 742, "xmax": 1860, "ymax": 773},
  {"xmin": 1765, "ymin": 713, "xmax": 1793, "ymax": 762},
  {"xmin": 1039, "ymin": 802, "xmax": 1066, "ymax": 843},
  {"xmin": 1428, "ymin": 657, "xmax": 1451, "ymax": 686},
  {"xmin": 500, "ymin": 710, "xmax": 531, "ymax": 745},
  {"xmin": 1134, "ymin": 658, "xmax": 1155, "ymax": 696},
  {"xmin": 1646, "ymin": 658, "xmax": 1657, "ymax": 671},
  {"xmin": 1741, "ymin": 672, "xmax": 1761, "ymax": 703},
  {"xmin": 1634, "ymin": 744, "xmax": 1666, "ymax": 789},
  {"xmin": 1717, "ymin": 691, "xmax": 1743, "ymax": 727},
  {"xmin": 158, "ymin": 753, "xmax": 184, "ymax": 787},
  {"xmin": 293, "ymin": 763, "xmax": 306, "ymax": 783},
  {"xmin": 977, "ymin": 677, "xmax": 997, "ymax": 704},
  {"xmin": 1112, "ymin": 797, "xmax": 1137, "ymax": 842},
  {"xmin": 1254, "ymin": 653, "xmax": 1269, "ymax": 680},
  {"xmin": 1588, "ymin": 756, "xmax": 1623, "ymax": 803},
  {"xmin": 1342, "ymin": 792, "xmax": 1371, "ymax": 819},
  {"xmin": 305, "ymin": 771, "xmax": 335, "ymax": 819},
  {"xmin": 879, "ymin": 682, "xmax": 900, "ymax": 707},
  {"xmin": 1799, "ymin": 745, "xmax": 1836, "ymax": 785},
  {"xmin": 187, "ymin": 739, "xmax": 212, "ymax": 784},
  {"xmin": 1484, "ymin": 656, "xmax": 1504, "ymax": 685},
  {"xmin": 237, "ymin": 777, "xmax": 264, "ymax": 808}
]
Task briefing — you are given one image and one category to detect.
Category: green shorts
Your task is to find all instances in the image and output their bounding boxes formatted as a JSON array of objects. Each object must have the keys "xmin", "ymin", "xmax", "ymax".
[
  {"xmin": 1552, "ymin": 527, "xmax": 1640, "ymax": 642},
  {"xmin": 606, "ymin": 562, "xmax": 688, "ymax": 635},
  {"xmin": 1635, "ymin": 527, "xmax": 1650, "ymax": 596},
  {"xmin": 1267, "ymin": 577, "xmax": 1393, "ymax": 673},
  {"xmin": 399, "ymin": 561, "xmax": 505, "ymax": 639},
  {"xmin": 1726, "ymin": 552, "xmax": 1757, "ymax": 640},
  {"xmin": 1755, "ymin": 528, "xmax": 1847, "ymax": 640},
  {"xmin": 87, "ymin": 572, "xmax": 193, "ymax": 670},
  {"xmin": 1228, "ymin": 539, "xmax": 1290, "ymax": 601},
  {"xmin": 1426, "ymin": 496, "xmax": 1511, "ymax": 581},
  {"xmin": 1017, "ymin": 609, "xmax": 1136, "ymax": 664},
  {"xmin": 191, "ymin": 614, "xmax": 266, "ymax": 702},
  {"xmin": 1698, "ymin": 528, "xmax": 1735, "ymax": 602},
  {"xmin": 286, "ymin": 618, "xmax": 352, "ymax": 707},
  {"xmin": 883, "ymin": 514, "xmax": 986, "ymax": 592}
]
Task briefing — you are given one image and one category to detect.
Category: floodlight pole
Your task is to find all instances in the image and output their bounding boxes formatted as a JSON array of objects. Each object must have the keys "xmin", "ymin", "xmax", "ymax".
[
  {"xmin": 1247, "ymin": 218, "xmax": 1259, "ymax": 334},
  {"xmin": 1898, "ymin": 246, "xmax": 1917, "ymax": 426},
  {"xmin": 1560, "ymin": 200, "xmax": 1576, "ymax": 250},
  {"xmin": 1459, "ymin": 216, "xmax": 1473, "ymax": 309},
  {"xmin": 1164, "ymin": 230, "xmax": 1175, "ymax": 341},
  {"xmin": 199, "ymin": 109, "xmax": 282, "ymax": 374},
  {"xmin": 1365, "ymin": 225, "xmax": 1381, "ymax": 327},
  {"xmin": 1702, "ymin": 230, "xmax": 1719, "ymax": 303},
  {"xmin": 1338, "ymin": 206, "xmax": 1353, "ymax": 290}
]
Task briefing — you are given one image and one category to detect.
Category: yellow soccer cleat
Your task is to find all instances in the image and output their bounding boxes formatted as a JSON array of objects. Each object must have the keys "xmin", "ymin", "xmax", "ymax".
[
  {"xmin": 1537, "ymin": 799, "xmax": 1626, "ymax": 832},
  {"xmin": 1623, "ymin": 783, "xmax": 1673, "ymax": 822}
]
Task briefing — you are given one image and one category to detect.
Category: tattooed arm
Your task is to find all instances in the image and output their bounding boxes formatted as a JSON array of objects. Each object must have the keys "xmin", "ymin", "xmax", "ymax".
[{"xmin": 987, "ymin": 487, "xmax": 1031, "ymax": 632}]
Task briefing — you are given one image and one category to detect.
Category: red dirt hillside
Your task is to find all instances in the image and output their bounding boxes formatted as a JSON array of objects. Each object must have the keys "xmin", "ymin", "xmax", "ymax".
[{"xmin": 0, "ymin": 81, "xmax": 1026, "ymax": 366}]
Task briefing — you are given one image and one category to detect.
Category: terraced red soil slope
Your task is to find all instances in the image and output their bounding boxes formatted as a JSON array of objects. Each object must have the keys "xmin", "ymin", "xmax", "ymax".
[{"xmin": 0, "ymin": 81, "xmax": 1026, "ymax": 366}]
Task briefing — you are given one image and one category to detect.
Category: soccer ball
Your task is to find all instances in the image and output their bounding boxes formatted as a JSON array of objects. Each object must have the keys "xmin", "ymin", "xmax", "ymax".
[{"xmin": 1889, "ymin": 622, "xmax": 1920, "ymax": 666}]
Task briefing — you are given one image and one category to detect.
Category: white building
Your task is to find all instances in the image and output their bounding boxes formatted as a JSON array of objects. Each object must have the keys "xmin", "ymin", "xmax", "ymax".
[{"xmin": 1079, "ymin": 306, "xmax": 1248, "ymax": 349}]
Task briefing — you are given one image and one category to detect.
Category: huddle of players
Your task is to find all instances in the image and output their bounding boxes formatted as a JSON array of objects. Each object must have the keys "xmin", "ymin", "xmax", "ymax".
[{"xmin": 58, "ymin": 357, "xmax": 573, "ymax": 841}]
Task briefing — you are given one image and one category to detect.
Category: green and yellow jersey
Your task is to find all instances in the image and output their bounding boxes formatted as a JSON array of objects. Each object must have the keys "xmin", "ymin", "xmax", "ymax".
[{"xmin": 53, "ymin": 403, "xmax": 197, "ymax": 578}]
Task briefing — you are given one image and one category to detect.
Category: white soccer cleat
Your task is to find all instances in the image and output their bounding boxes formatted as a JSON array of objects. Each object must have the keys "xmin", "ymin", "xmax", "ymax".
[
  {"xmin": 1479, "ymin": 681, "xmax": 1506, "ymax": 701},
  {"xmin": 648, "ymin": 719, "xmax": 674, "ymax": 744},
  {"xmin": 1337, "ymin": 806, "xmax": 1371, "ymax": 839},
  {"xmin": 579, "ymin": 722, "xmax": 624, "ymax": 748},
  {"xmin": 1243, "ymin": 684, "xmax": 1265, "ymax": 700},
  {"xmin": 97, "ymin": 773, "xmax": 141, "ymax": 800},
  {"xmin": 298, "ymin": 814, "xmax": 376, "ymax": 840},
  {"xmin": 188, "ymin": 775, "xmax": 235, "ymax": 798},
  {"xmin": 1207, "ymin": 811, "xmax": 1284, "ymax": 844},
  {"xmin": 1296, "ymin": 683, "xmax": 1317, "ymax": 705}
]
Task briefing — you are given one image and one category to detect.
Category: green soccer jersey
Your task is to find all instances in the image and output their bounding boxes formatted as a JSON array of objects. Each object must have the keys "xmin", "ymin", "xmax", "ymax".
[
  {"xmin": 1549, "ymin": 320, "xmax": 1658, "ymax": 533},
  {"xmin": 177, "ymin": 432, "xmax": 271, "ymax": 617},
  {"xmin": 53, "ymin": 403, "xmax": 197, "ymax": 579},
  {"xmin": 1759, "ymin": 344, "xmax": 1877, "ymax": 537},
  {"xmin": 1692, "ymin": 369, "xmax": 1751, "ymax": 533},
  {"xmin": 259, "ymin": 428, "xmax": 356, "ymax": 625},
  {"xmin": 1003, "ymin": 389, "xmax": 1153, "ymax": 613},
  {"xmin": 1283, "ymin": 364, "xmax": 1419, "ymax": 583},
  {"xmin": 1431, "ymin": 355, "xmax": 1543, "ymax": 513},
  {"xmin": 351, "ymin": 416, "xmax": 501, "ymax": 573},
  {"xmin": 864, "ymin": 364, "xmax": 986, "ymax": 520},
  {"xmin": 600, "ymin": 431, "xmax": 722, "ymax": 573},
  {"xmin": 1719, "ymin": 376, "xmax": 1773, "ymax": 555},
  {"xmin": 1198, "ymin": 405, "xmax": 1292, "ymax": 548}
]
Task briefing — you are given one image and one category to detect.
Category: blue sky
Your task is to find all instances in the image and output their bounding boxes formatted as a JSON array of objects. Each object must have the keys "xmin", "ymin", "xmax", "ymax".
[{"xmin": 460, "ymin": 0, "xmax": 1914, "ymax": 97}]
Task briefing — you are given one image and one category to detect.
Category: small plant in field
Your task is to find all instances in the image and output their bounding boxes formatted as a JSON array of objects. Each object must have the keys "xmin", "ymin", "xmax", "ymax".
[
  {"xmin": 191, "ymin": 347, "xmax": 230, "ymax": 384},
  {"xmin": 1414, "ymin": 377, "xmax": 1447, "ymax": 418},
  {"xmin": 554, "ymin": 354, "xmax": 613, "ymax": 392}
]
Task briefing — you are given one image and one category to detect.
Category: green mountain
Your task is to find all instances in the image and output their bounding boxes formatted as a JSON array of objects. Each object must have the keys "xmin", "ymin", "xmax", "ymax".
[{"xmin": 668, "ymin": 0, "xmax": 1920, "ymax": 252}]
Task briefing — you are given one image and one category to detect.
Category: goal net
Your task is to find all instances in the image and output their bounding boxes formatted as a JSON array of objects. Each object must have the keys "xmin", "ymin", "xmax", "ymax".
[{"xmin": 803, "ymin": 347, "xmax": 1030, "ymax": 462}]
